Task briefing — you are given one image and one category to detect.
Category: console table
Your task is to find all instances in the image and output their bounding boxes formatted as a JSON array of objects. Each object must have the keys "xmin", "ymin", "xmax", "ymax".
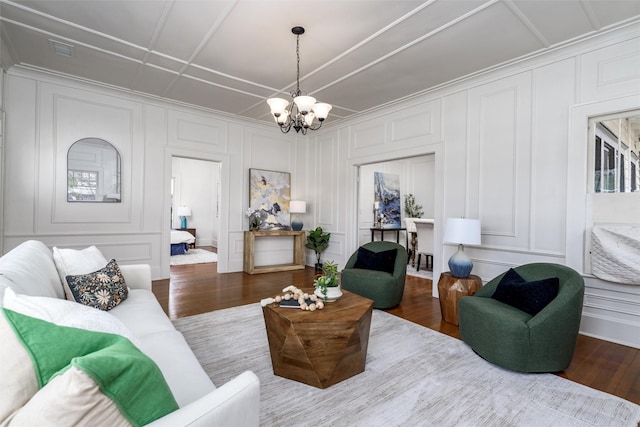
[
  {"xmin": 370, "ymin": 227, "xmax": 406, "ymax": 244},
  {"xmin": 243, "ymin": 230, "xmax": 306, "ymax": 274}
]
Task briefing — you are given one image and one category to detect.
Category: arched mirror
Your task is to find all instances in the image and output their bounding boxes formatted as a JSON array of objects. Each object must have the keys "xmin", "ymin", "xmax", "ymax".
[{"xmin": 67, "ymin": 138, "xmax": 121, "ymax": 202}]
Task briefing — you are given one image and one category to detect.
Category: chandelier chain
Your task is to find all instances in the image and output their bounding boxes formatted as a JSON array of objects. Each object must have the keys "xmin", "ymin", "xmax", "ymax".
[{"xmin": 295, "ymin": 33, "xmax": 301, "ymax": 96}]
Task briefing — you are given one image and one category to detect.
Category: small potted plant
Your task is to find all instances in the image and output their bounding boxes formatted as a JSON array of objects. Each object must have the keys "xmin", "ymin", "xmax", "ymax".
[
  {"xmin": 305, "ymin": 226, "xmax": 331, "ymax": 271},
  {"xmin": 313, "ymin": 260, "xmax": 342, "ymax": 302},
  {"xmin": 403, "ymin": 194, "xmax": 424, "ymax": 218}
]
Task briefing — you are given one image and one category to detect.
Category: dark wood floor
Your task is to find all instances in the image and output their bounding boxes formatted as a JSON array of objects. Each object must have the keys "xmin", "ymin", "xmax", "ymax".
[{"xmin": 153, "ymin": 247, "xmax": 640, "ymax": 405}]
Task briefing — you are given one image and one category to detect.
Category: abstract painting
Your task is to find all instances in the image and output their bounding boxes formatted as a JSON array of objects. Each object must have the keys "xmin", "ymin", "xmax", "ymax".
[
  {"xmin": 374, "ymin": 172, "xmax": 401, "ymax": 227},
  {"xmin": 249, "ymin": 169, "xmax": 291, "ymax": 230}
]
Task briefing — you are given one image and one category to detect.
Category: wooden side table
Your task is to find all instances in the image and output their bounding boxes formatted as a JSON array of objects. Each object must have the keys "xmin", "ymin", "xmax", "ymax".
[
  {"xmin": 262, "ymin": 290, "xmax": 373, "ymax": 388},
  {"xmin": 438, "ymin": 272, "xmax": 482, "ymax": 325}
]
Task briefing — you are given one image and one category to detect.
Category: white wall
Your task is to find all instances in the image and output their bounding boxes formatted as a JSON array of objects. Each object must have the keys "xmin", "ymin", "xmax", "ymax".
[
  {"xmin": 2, "ymin": 67, "xmax": 298, "ymax": 279},
  {"xmin": 305, "ymin": 25, "xmax": 640, "ymax": 348}
]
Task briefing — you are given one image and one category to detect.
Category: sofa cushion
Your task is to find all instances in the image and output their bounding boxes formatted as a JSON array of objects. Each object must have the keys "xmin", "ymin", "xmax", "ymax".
[
  {"xmin": 65, "ymin": 259, "xmax": 128, "ymax": 311},
  {"xmin": 0, "ymin": 310, "xmax": 39, "ymax": 423},
  {"xmin": 491, "ymin": 268, "xmax": 559, "ymax": 315},
  {"xmin": 353, "ymin": 247, "xmax": 397, "ymax": 274},
  {"xmin": 108, "ymin": 289, "xmax": 176, "ymax": 337},
  {"xmin": 9, "ymin": 366, "xmax": 131, "ymax": 426},
  {"xmin": 3, "ymin": 288, "xmax": 139, "ymax": 346},
  {"xmin": 138, "ymin": 330, "xmax": 216, "ymax": 407},
  {"xmin": 0, "ymin": 240, "xmax": 64, "ymax": 301},
  {"xmin": 1, "ymin": 308, "xmax": 178, "ymax": 426},
  {"xmin": 53, "ymin": 246, "xmax": 108, "ymax": 300},
  {"xmin": 108, "ymin": 290, "xmax": 216, "ymax": 407}
]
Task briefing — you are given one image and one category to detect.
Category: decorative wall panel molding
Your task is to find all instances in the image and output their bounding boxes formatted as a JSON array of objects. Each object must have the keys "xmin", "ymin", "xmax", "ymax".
[
  {"xmin": 41, "ymin": 84, "xmax": 143, "ymax": 229},
  {"xmin": 467, "ymin": 73, "xmax": 532, "ymax": 249},
  {"xmin": 168, "ymin": 110, "xmax": 228, "ymax": 153},
  {"xmin": 580, "ymin": 37, "xmax": 640, "ymax": 102}
]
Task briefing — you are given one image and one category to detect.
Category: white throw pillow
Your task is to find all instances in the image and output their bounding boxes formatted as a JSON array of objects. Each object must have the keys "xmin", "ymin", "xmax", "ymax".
[
  {"xmin": 3, "ymin": 288, "xmax": 140, "ymax": 346},
  {"xmin": 52, "ymin": 246, "xmax": 108, "ymax": 300}
]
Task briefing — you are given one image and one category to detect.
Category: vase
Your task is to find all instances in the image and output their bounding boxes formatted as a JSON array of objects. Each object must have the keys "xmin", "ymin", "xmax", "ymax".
[{"xmin": 314, "ymin": 286, "xmax": 343, "ymax": 302}]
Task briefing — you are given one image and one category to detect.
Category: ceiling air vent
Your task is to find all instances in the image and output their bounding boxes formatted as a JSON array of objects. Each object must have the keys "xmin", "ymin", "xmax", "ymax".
[{"xmin": 49, "ymin": 40, "xmax": 74, "ymax": 57}]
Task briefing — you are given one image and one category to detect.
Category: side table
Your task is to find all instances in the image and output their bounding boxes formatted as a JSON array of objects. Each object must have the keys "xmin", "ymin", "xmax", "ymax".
[
  {"xmin": 262, "ymin": 290, "xmax": 373, "ymax": 388},
  {"xmin": 438, "ymin": 272, "xmax": 482, "ymax": 325}
]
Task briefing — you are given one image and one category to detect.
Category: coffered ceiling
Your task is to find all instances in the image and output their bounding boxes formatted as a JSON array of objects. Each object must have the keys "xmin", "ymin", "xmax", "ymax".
[{"xmin": 1, "ymin": 0, "xmax": 639, "ymax": 125}]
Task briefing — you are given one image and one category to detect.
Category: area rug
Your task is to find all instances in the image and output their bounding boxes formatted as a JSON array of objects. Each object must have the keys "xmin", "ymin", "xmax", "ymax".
[
  {"xmin": 406, "ymin": 264, "xmax": 433, "ymax": 279},
  {"xmin": 173, "ymin": 304, "xmax": 640, "ymax": 426},
  {"xmin": 169, "ymin": 249, "xmax": 217, "ymax": 265}
]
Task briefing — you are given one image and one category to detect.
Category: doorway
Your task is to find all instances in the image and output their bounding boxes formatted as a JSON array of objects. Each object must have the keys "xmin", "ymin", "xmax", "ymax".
[
  {"xmin": 357, "ymin": 154, "xmax": 435, "ymax": 275},
  {"xmin": 171, "ymin": 157, "xmax": 221, "ymax": 268}
]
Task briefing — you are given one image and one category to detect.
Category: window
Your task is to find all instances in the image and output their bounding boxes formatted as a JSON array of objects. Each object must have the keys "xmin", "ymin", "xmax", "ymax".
[
  {"xmin": 591, "ymin": 115, "xmax": 639, "ymax": 193},
  {"xmin": 68, "ymin": 170, "xmax": 98, "ymax": 201}
]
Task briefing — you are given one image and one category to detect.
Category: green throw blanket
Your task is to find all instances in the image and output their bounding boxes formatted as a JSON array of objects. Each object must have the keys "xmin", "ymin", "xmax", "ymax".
[{"xmin": 3, "ymin": 308, "xmax": 178, "ymax": 426}]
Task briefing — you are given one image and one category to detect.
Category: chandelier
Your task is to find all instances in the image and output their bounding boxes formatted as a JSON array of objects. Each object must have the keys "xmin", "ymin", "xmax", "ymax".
[{"xmin": 267, "ymin": 26, "xmax": 332, "ymax": 135}]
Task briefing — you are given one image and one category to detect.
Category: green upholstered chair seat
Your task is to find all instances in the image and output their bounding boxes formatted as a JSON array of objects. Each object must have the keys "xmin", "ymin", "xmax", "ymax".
[
  {"xmin": 458, "ymin": 263, "xmax": 585, "ymax": 373},
  {"xmin": 340, "ymin": 241, "xmax": 407, "ymax": 309}
]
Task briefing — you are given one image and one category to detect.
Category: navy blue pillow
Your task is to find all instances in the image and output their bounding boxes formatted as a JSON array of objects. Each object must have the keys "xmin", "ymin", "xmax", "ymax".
[
  {"xmin": 491, "ymin": 268, "xmax": 559, "ymax": 316},
  {"xmin": 353, "ymin": 247, "xmax": 397, "ymax": 275}
]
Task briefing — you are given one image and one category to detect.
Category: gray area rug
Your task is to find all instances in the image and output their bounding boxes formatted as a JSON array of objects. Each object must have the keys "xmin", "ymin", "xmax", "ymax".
[
  {"xmin": 170, "ymin": 249, "xmax": 217, "ymax": 265},
  {"xmin": 173, "ymin": 303, "xmax": 640, "ymax": 426},
  {"xmin": 406, "ymin": 264, "xmax": 433, "ymax": 280}
]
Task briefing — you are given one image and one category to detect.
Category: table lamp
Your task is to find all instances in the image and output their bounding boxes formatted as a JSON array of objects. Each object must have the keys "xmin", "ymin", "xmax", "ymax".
[
  {"xmin": 176, "ymin": 206, "xmax": 192, "ymax": 229},
  {"xmin": 289, "ymin": 201, "xmax": 306, "ymax": 231},
  {"xmin": 443, "ymin": 218, "xmax": 481, "ymax": 278}
]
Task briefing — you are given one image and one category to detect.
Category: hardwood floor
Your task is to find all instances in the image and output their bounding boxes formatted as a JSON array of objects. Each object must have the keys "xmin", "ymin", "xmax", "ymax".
[{"xmin": 154, "ymin": 248, "xmax": 640, "ymax": 405}]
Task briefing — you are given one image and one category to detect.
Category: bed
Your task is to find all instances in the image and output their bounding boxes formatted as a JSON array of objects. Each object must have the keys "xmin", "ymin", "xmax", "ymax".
[{"xmin": 171, "ymin": 229, "xmax": 196, "ymax": 255}]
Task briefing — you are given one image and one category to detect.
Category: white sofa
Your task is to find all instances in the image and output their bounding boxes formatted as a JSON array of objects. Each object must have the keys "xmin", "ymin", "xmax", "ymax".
[{"xmin": 0, "ymin": 240, "xmax": 260, "ymax": 426}]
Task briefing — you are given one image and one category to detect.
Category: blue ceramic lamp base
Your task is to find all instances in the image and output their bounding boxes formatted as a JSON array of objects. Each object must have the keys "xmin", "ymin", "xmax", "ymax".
[
  {"xmin": 291, "ymin": 219, "xmax": 303, "ymax": 231},
  {"xmin": 180, "ymin": 216, "xmax": 187, "ymax": 229},
  {"xmin": 448, "ymin": 244, "xmax": 473, "ymax": 278}
]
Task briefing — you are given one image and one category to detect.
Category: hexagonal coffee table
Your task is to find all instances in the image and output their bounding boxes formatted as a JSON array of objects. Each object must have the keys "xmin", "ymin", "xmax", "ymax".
[{"xmin": 262, "ymin": 290, "xmax": 373, "ymax": 389}]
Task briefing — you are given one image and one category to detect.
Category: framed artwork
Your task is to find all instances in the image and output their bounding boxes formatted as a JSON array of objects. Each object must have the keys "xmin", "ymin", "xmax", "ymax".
[
  {"xmin": 374, "ymin": 172, "xmax": 401, "ymax": 227},
  {"xmin": 249, "ymin": 168, "xmax": 291, "ymax": 230}
]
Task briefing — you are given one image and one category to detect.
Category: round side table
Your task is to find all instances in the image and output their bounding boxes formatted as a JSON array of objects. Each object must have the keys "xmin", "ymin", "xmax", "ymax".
[{"xmin": 437, "ymin": 272, "xmax": 482, "ymax": 325}]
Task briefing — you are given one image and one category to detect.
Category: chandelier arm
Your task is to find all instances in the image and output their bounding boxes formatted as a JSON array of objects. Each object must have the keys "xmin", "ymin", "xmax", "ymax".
[{"xmin": 307, "ymin": 120, "xmax": 323, "ymax": 131}]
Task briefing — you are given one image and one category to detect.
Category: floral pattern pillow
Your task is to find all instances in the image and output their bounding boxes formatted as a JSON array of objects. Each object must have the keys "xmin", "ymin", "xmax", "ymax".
[{"xmin": 65, "ymin": 259, "xmax": 128, "ymax": 311}]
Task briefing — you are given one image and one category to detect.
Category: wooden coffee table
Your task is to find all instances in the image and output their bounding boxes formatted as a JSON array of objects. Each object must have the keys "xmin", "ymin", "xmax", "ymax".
[{"xmin": 262, "ymin": 290, "xmax": 373, "ymax": 389}]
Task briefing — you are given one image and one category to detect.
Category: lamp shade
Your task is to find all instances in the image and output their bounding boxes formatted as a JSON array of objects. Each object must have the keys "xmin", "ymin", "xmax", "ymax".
[
  {"xmin": 267, "ymin": 97, "xmax": 290, "ymax": 117},
  {"xmin": 311, "ymin": 103, "xmax": 332, "ymax": 120},
  {"xmin": 293, "ymin": 95, "xmax": 316, "ymax": 114},
  {"xmin": 289, "ymin": 201, "xmax": 306, "ymax": 214},
  {"xmin": 443, "ymin": 218, "xmax": 481, "ymax": 245},
  {"xmin": 175, "ymin": 206, "xmax": 192, "ymax": 217}
]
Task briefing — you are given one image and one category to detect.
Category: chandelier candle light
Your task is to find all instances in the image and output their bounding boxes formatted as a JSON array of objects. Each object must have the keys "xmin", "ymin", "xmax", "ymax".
[
  {"xmin": 267, "ymin": 26, "xmax": 332, "ymax": 134},
  {"xmin": 443, "ymin": 218, "xmax": 481, "ymax": 278},
  {"xmin": 289, "ymin": 200, "xmax": 306, "ymax": 231}
]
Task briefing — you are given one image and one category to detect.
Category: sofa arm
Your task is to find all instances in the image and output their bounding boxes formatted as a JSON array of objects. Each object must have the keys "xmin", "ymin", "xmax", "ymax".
[
  {"xmin": 146, "ymin": 371, "xmax": 260, "ymax": 427},
  {"xmin": 120, "ymin": 264, "xmax": 152, "ymax": 291}
]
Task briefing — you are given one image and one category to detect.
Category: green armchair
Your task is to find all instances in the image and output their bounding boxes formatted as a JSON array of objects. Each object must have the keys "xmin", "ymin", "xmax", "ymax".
[
  {"xmin": 340, "ymin": 241, "xmax": 407, "ymax": 309},
  {"xmin": 458, "ymin": 263, "xmax": 585, "ymax": 373}
]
